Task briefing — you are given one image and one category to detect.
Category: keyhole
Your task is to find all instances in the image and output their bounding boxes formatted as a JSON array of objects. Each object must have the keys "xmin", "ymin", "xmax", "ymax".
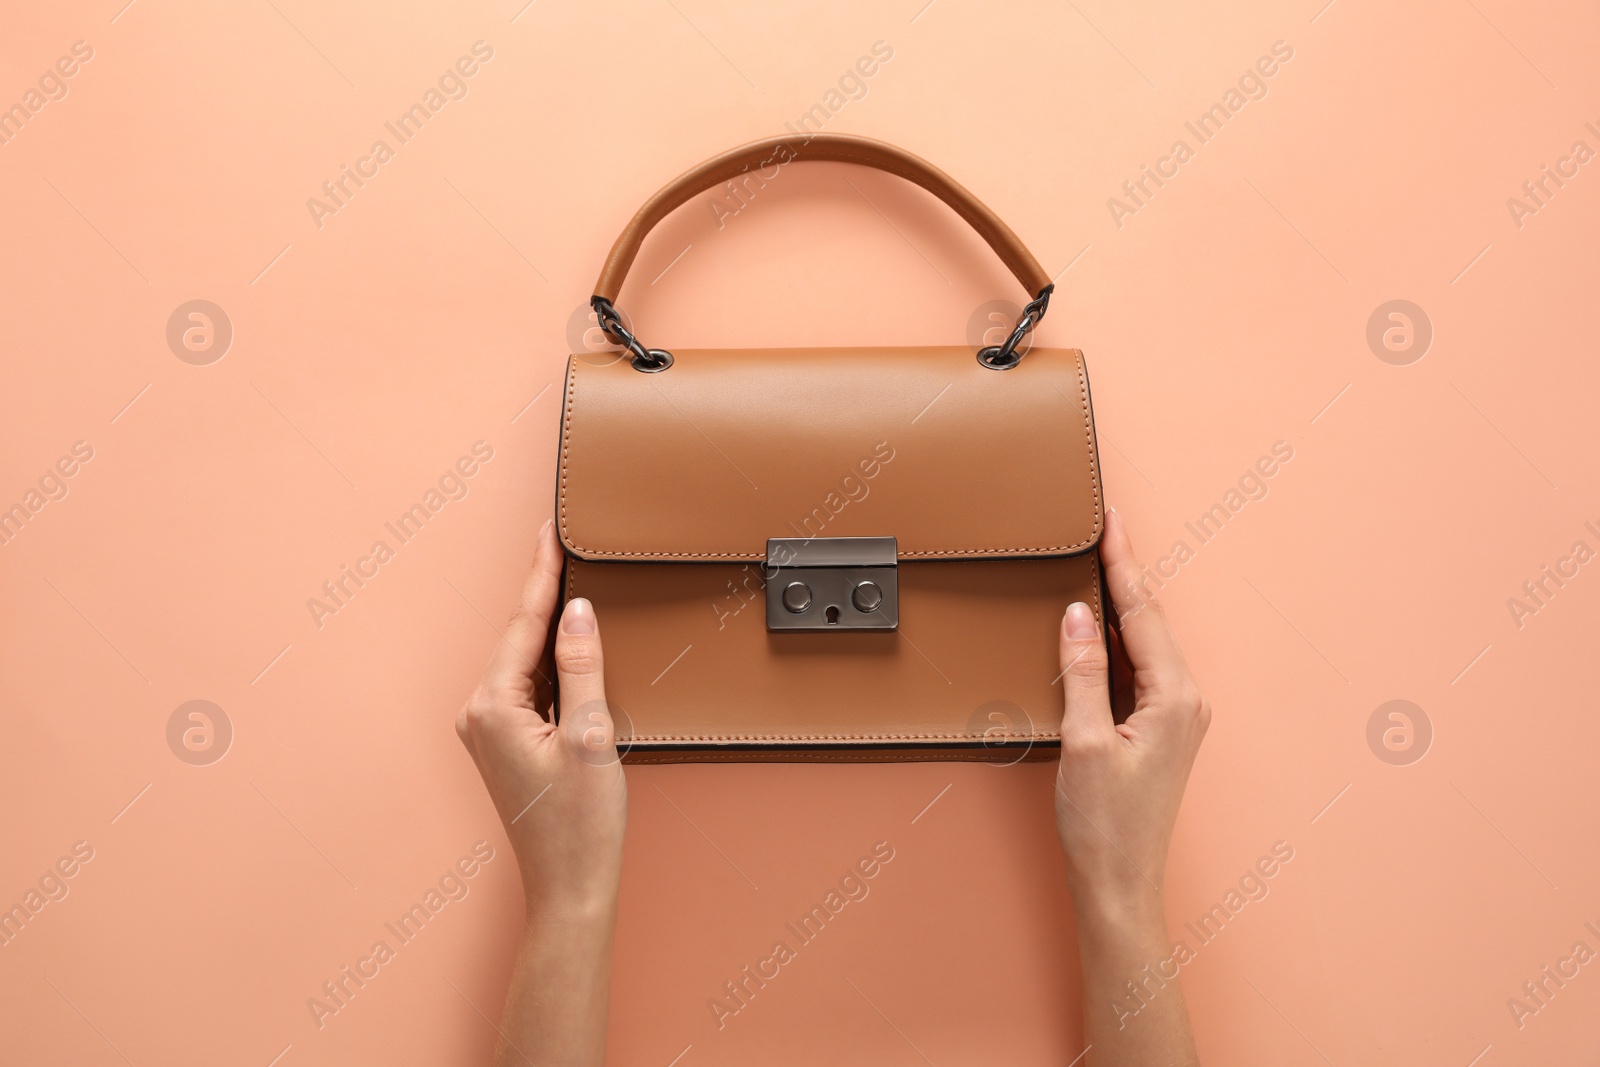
[{"xmin": 825, "ymin": 605, "xmax": 840, "ymax": 625}]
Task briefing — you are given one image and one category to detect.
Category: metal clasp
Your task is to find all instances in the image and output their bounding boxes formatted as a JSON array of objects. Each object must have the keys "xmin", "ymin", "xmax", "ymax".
[
  {"xmin": 590, "ymin": 296, "xmax": 673, "ymax": 372},
  {"xmin": 976, "ymin": 283, "xmax": 1054, "ymax": 369},
  {"xmin": 765, "ymin": 536, "xmax": 898, "ymax": 632}
]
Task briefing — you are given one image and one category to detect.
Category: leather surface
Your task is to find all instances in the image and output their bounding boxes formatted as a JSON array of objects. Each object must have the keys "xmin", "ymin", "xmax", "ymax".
[
  {"xmin": 565, "ymin": 554, "xmax": 1102, "ymax": 762},
  {"xmin": 559, "ymin": 347, "xmax": 1103, "ymax": 562},
  {"xmin": 557, "ymin": 342, "xmax": 1106, "ymax": 760},
  {"xmin": 592, "ymin": 133, "xmax": 1053, "ymax": 303}
]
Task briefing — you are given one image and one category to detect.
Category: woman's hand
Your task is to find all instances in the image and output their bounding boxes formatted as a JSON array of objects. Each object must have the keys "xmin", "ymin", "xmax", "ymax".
[
  {"xmin": 1056, "ymin": 503, "xmax": 1210, "ymax": 907},
  {"xmin": 1056, "ymin": 504, "xmax": 1208, "ymax": 1066},
  {"xmin": 456, "ymin": 519, "xmax": 623, "ymax": 1066},
  {"xmin": 457, "ymin": 518, "xmax": 626, "ymax": 917}
]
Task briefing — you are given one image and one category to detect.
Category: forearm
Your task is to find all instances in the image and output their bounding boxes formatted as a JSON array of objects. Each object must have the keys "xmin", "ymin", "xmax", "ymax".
[
  {"xmin": 494, "ymin": 904, "xmax": 617, "ymax": 1067},
  {"xmin": 1074, "ymin": 887, "xmax": 1199, "ymax": 1067}
]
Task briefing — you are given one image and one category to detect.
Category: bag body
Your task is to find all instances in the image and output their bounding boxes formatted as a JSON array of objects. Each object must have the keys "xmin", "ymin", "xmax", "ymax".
[{"xmin": 557, "ymin": 135, "xmax": 1107, "ymax": 762}]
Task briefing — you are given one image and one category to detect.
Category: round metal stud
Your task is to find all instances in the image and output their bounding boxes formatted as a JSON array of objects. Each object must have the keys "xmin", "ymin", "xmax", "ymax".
[
  {"xmin": 781, "ymin": 581, "xmax": 812, "ymax": 613},
  {"xmin": 851, "ymin": 581, "xmax": 884, "ymax": 613}
]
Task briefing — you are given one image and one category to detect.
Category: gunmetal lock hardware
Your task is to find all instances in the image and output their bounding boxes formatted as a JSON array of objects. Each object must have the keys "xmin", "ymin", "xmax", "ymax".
[
  {"xmin": 765, "ymin": 536, "xmax": 898, "ymax": 632},
  {"xmin": 781, "ymin": 582, "xmax": 812, "ymax": 613}
]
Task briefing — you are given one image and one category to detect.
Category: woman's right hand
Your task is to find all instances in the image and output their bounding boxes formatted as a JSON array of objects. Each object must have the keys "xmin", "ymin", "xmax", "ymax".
[
  {"xmin": 1054, "ymin": 504, "xmax": 1210, "ymax": 912},
  {"xmin": 1055, "ymin": 505, "xmax": 1208, "ymax": 1066}
]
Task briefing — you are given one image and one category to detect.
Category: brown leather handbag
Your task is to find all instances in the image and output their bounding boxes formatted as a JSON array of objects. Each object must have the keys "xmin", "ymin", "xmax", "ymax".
[{"xmin": 557, "ymin": 134, "xmax": 1106, "ymax": 763}]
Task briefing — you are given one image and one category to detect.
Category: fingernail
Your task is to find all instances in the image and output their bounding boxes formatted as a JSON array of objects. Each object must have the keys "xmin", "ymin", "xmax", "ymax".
[
  {"xmin": 539, "ymin": 518, "xmax": 555, "ymax": 541},
  {"xmin": 1064, "ymin": 602, "xmax": 1097, "ymax": 640},
  {"xmin": 561, "ymin": 597, "xmax": 596, "ymax": 635}
]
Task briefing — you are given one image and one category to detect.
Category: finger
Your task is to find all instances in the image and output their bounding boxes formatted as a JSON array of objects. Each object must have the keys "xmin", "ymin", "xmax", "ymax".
[
  {"xmin": 1107, "ymin": 622, "xmax": 1135, "ymax": 724},
  {"xmin": 483, "ymin": 519, "xmax": 563, "ymax": 701},
  {"xmin": 554, "ymin": 597, "xmax": 616, "ymax": 759},
  {"xmin": 1100, "ymin": 505, "xmax": 1187, "ymax": 684},
  {"xmin": 531, "ymin": 639, "xmax": 557, "ymax": 715},
  {"xmin": 1059, "ymin": 601, "xmax": 1114, "ymax": 746}
]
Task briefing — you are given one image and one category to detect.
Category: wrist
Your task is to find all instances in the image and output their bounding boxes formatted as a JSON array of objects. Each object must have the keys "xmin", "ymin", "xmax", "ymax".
[
  {"xmin": 1070, "ymin": 880, "xmax": 1168, "ymax": 943},
  {"xmin": 516, "ymin": 852, "xmax": 620, "ymax": 924},
  {"xmin": 525, "ymin": 892, "xmax": 616, "ymax": 927}
]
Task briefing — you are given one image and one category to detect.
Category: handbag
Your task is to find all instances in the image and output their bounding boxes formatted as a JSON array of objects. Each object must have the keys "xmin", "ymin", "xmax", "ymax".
[{"xmin": 556, "ymin": 134, "xmax": 1107, "ymax": 762}]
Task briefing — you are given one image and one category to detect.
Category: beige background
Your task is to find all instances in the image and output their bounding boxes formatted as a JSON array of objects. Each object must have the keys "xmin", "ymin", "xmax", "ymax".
[{"xmin": 2, "ymin": 1, "xmax": 1597, "ymax": 1064}]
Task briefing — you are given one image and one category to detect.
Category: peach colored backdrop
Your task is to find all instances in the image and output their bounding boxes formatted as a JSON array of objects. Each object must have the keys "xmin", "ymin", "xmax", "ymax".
[{"xmin": 3, "ymin": 1, "xmax": 1597, "ymax": 1064}]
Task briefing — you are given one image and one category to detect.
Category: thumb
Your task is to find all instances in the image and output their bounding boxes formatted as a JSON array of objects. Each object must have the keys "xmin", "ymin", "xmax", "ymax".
[
  {"xmin": 554, "ymin": 598, "xmax": 616, "ymax": 761},
  {"xmin": 1059, "ymin": 602, "xmax": 1114, "ymax": 748}
]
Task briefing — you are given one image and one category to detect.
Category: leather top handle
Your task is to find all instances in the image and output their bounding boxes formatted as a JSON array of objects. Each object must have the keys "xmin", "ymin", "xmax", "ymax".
[
  {"xmin": 591, "ymin": 134, "xmax": 1055, "ymax": 372},
  {"xmin": 594, "ymin": 133, "xmax": 1052, "ymax": 301}
]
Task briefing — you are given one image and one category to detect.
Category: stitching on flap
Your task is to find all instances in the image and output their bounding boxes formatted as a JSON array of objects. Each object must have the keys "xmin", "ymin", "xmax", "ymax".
[
  {"xmin": 558, "ymin": 357, "xmax": 578, "ymax": 549},
  {"xmin": 622, "ymin": 731, "xmax": 1064, "ymax": 742},
  {"xmin": 559, "ymin": 351, "xmax": 1104, "ymax": 559},
  {"xmin": 624, "ymin": 750, "xmax": 1058, "ymax": 763}
]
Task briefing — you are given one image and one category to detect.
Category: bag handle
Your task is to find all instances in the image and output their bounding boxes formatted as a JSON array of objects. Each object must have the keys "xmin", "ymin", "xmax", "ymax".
[{"xmin": 590, "ymin": 133, "xmax": 1055, "ymax": 372}]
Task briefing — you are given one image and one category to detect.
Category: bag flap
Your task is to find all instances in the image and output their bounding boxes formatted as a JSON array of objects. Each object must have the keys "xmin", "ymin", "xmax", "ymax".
[{"xmin": 558, "ymin": 346, "xmax": 1102, "ymax": 562}]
